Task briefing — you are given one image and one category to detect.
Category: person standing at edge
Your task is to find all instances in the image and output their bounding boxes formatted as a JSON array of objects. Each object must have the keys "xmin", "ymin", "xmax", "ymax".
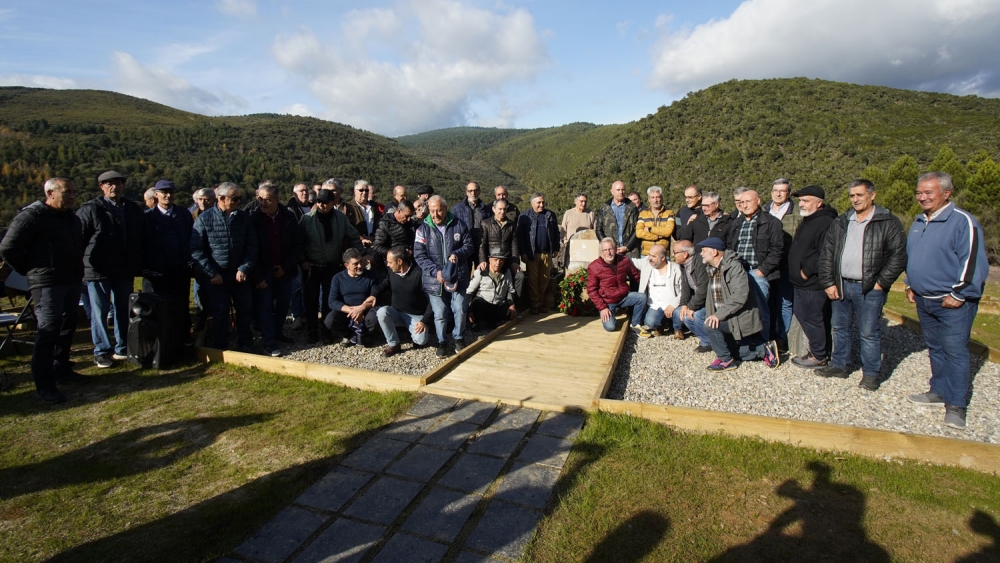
[{"xmin": 904, "ymin": 172, "xmax": 988, "ymax": 430}]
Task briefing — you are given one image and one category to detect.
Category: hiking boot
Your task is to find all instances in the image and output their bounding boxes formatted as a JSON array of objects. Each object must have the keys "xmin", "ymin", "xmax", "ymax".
[
  {"xmin": 707, "ymin": 358, "xmax": 738, "ymax": 371},
  {"xmin": 908, "ymin": 391, "xmax": 945, "ymax": 406},
  {"xmin": 436, "ymin": 343, "xmax": 450, "ymax": 358},
  {"xmin": 816, "ymin": 365, "xmax": 849, "ymax": 379},
  {"xmin": 36, "ymin": 387, "xmax": 67, "ymax": 404},
  {"xmin": 763, "ymin": 342, "xmax": 780, "ymax": 369},
  {"xmin": 694, "ymin": 344, "xmax": 714, "ymax": 354},
  {"xmin": 55, "ymin": 371, "xmax": 89, "ymax": 384},
  {"xmin": 791, "ymin": 354, "xmax": 826, "ymax": 369},
  {"xmin": 383, "ymin": 345, "xmax": 401, "ymax": 357},
  {"xmin": 94, "ymin": 354, "xmax": 114, "ymax": 369},
  {"xmin": 631, "ymin": 325, "xmax": 653, "ymax": 338},
  {"xmin": 454, "ymin": 338, "xmax": 466, "ymax": 353},
  {"xmin": 673, "ymin": 329, "xmax": 685, "ymax": 340},
  {"xmin": 858, "ymin": 375, "xmax": 879, "ymax": 391},
  {"xmin": 944, "ymin": 406, "xmax": 967, "ymax": 430}
]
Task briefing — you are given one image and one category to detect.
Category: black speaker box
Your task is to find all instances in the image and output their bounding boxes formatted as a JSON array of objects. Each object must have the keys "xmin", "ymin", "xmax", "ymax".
[{"xmin": 127, "ymin": 292, "xmax": 182, "ymax": 369}]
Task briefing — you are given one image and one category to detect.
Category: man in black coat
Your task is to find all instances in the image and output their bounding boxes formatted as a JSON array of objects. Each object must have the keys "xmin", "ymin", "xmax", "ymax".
[
  {"xmin": 142, "ymin": 179, "xmax": 195, "ymax": 343},
  {"xmin": 0, "ymin": 178, "xmax": 85, "ymax": 402},
  {"xmin": 250, "ymin": 183, "xmax": 303, "ymax": 356},
  {"xmin": 78, "ymin": 170, "xmax": 145, "ymax": 368},
  {"xmin": 372, "ymin": 200, "xmax": 416, "ymax": 262},
  {"xmin": 787, "ymin": 186, "xmax": 838, "ymax": 368},
  {"xmin": 727, "ymin": 187, "xmax": 785, "ymax": 341}
]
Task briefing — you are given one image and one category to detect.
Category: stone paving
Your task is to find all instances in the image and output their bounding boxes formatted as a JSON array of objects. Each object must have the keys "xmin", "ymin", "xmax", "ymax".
[{"xmin": 222, "ymin": 394, "xmax": 585, "ymax": 563}]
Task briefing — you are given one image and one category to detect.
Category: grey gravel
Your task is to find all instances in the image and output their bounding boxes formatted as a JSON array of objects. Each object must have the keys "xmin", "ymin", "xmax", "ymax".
[{"xmin": 608, "ymin": 319, "xmax": 1000, "ymax": 443}]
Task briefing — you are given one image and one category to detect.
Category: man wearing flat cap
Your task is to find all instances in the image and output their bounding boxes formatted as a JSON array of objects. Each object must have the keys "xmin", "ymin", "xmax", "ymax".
[
  {"xmin": 415, "ymin": 184, "xmax": 434, "ymax": 202},
  {"xmin": 787, "ymin": 185, "xmax": 838, "ymax": 369},
  {"xmin": 141, "ymin": 179, "xmax": 195, "ymax": 336},
  {"xmin": 467, "ymin": 251, "xmax": 517, "ymax": 330},
  {"xmin": 78, "ymin": 170, "xmax": 144, "ymax": 368}
]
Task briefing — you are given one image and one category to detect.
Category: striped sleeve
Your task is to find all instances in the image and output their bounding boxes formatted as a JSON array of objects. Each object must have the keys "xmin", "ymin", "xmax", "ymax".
[{"xmin": 950, "ymin": 208, "xmax": 979, "ymax": 301}]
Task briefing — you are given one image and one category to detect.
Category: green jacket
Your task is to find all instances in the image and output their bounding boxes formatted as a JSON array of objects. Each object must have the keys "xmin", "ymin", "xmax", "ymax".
[{"xmin": 298, "ymin": 209, "xmax": 363, "ymax": 266}]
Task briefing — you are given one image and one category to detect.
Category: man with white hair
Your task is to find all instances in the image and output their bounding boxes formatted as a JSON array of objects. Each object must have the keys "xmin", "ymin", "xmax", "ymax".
[
  {"xmin": 586, "ymin": 237, "xmax": 649, "ymax": 336},
  {"xmin": 0, "ymin": 178, "xmax": 86, "ymax": 402},
  {"xmin": 681, "ymin": 191, "xmax": 730, "ymax": 244},
  {"xmin": 345, "ymin": 179, "xmax": 382, "ymax": 247},
  {"xmin": 726, "ymin": 187, "xmax": 784, "ymax": 341}
]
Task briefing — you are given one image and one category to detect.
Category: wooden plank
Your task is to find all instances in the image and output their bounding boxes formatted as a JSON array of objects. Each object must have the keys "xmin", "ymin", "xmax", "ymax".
[
  {"xmin": 597, "ymin": 399, "xmax": 1000, "ymax": 473},
  {"xmin": 593, "ymin": 320, "xmax": 631, "ymax": 403},
  {"xmin": 428, "ymin": 386, "xmax": 590, "ymax": 413},
  {"xmin": 419, "ymin": 318, "xmax": 518, "ymax": 385}
]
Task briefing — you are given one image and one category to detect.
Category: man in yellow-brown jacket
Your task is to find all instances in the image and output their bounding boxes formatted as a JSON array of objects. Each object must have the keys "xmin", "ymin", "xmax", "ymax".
[{"xmin": 635, "ymin": 186, "xmax": 675, "ymax": 257}]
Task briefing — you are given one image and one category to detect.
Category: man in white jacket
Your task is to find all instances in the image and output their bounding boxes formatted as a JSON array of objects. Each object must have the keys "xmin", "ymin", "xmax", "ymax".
[
  {"xmin": 635, "ymin": 244, "xmax": 684, "ymax": 337},
  {"xmin": 467, "ymin": 252, "xmax": 518, "ymax": 330}
]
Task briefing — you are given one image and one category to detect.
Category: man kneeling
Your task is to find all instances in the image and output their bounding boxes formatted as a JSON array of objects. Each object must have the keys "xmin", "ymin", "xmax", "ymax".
[
  {"xmin": 468, "ymin": 253, "xmax": 518, "ymax": 330},
  {"xmin": 326, "ymin": 248, "xmax": 378, "ymax": 347},
  {"xmin": 586, "ymin": 237, "xmax": 650, "ymax": 337},
  {"xmin": 376, "ymin": 247, "xmax": 433, "ymax": 357},
  {"xmin": 699, "ymin": 237, "xmax": 780, "ymax": 371}
]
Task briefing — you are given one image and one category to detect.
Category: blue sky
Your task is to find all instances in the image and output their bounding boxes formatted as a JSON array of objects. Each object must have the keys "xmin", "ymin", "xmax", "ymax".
[{"xmin": 3, "ymin": 0, "xmax": 999, "ymax": 137}]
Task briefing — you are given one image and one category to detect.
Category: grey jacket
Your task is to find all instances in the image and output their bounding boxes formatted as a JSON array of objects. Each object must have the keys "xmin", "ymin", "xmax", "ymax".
[{"xmin": 705, "ymin": 250, "xmax": 762, "ymax": 340}]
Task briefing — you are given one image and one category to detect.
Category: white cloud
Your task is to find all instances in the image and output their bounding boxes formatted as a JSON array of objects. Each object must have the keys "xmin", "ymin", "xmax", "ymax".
[
  {"xmin": 282, "ymin": 103, "xmax": 314, "ymax": 117},
  {"xmin": 157, "ymin": 41, "xmax": 219, "ymax": 69},
  {"xmin": 110, "ymin": 51, "xmax": 246, "ymax": 115},
  {"xmin": 648, "ymin": 0, "xmax": 1000, "ymax": 98},
  {"xmin": 270, "ymin": 0, "xmax": 549, "ymax": 135},
  {"xmin": 217, "ymin": 0, "xmax": 256, "ymax": 18},
  {"xmin": 0, "ymin": 74, "xmax": 78, "ymax": 89}
]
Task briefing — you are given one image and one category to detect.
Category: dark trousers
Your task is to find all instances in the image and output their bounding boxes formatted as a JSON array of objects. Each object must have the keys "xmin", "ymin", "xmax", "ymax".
[
  {"xmin": 208, "ymin": 272, "xmax": 253, "ymax": 349},
  {"xmin": 469, "ymin": 297, "xmax": 509, "ymax": 329},
  {"xmin": 704, "ymin": 318, "xmax": 766, "ymax": 363},
  {"xmin": 324, "ymin": 308, "xmax": 379, "ymax": 343},
  {"xmin": 303, "ymin": 265, "xmax": 337, "ymax": 333},
  {"xmin": 144, "ymin": 269, "xmax": 192, "ymax": 338},
  {"xmin": 30, "ymin": 284, "xmax": 80, "ymax": 391},
  {"xmin": 793, "ymin": 287, "xmax": 831, "ymax": 360},
  {"xmin": 253, "ymin": 271, "xmax": 294, "ymax": 349}
]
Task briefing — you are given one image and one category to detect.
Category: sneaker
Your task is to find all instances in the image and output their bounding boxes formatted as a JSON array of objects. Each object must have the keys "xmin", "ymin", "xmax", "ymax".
[
  {"xmin": 36, "ymin": 387, "xmax": 67, "ymax": 404},
  {"xmin": 265, "ymin": 348, "xmax": 283, "ymax": 358},
  {"xmin": 111, "ymin": 353, "xmax": 128, "ymax": 361},
  {"xmin": 694, "ymin": 344, "xmax": 714, "ymax": 354},
  {"xmin": 944, "ymin": 406, "xmax": 967, "ymax": 429},
  {"xmin": 908, "ymin": 391, "xmax": 945, "ymax": 406},
  {"xmin": 673, "ymin": 330, "xmax": 685, "ymax": 340},
  {"xmin": 816, "ymin": 365, "xmax": 849, "ymax": 379},
  {"xmin": 858, "ymin": 375, "xmax": 879, "ymax": 391},
  {"xmin": 454, "ymin": 338, "xmax": 466, "ymax": 353},
  {"xmin": 790, "ymin": 354, "xmax": 826, "ymax": 369},
  {"xmin": 94, "ymin": 354, "xmax": 114, "ymax": 369},
  {"xmin": 55, "ymin": 371, "xmax": 89, "ymax": 384},
  {"xmin": 631, "ymin": 325, "xmax": 653, "ymax": 338},
  {"xmin": 707, "ymin": 358, "xmax": 738, "ymax": 371},
  {"xmin": 436, "ymin": 344, "xmax": 450, "ymax": 358},
  {"xmin": 763, "ymin": 343, "xmax": 780, "ymax": 369},
  {"xmin": 382, "ymin": 345, "xmax": 401, "ymax": 357}
]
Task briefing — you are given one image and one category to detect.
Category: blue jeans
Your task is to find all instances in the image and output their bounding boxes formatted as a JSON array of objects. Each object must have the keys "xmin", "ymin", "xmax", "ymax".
[
  {"xmin": 674, "ymin": 307, "xmax": 709, "ymax": 346},
  {"xmin": 644, "ymin": 307, "xmax": 677, "ymax": 331},
  {"xmin": 601, "ymin": 292, "xmax": 647, "ymax": 331},
  {"xmin": 914, "ymin": 295, "xmax": 979, "ymax": 408},
  {"xmin": 769, "ymin": 272, "xmax": 794, "ymax": 342},
  {"xmin": 208, "ymin": 272, "xmax": 254, "ymax": 350},
  {"xmin": 253, "ymin": 272, "xmax": 294, "ymax": 349},
  {"xmin": 377, "ymin": 306, "xmax": 431, "ymax": 347},
  {"xmin": 87, "ymin": 277, "xmax": 134, "ymax": 357},
  {"xmin": 830, "ymin": 281, "xmax": 886, "ymax": 375},
  {"xmin": 428, "ymin": 287, "xmax": 468, "ymax": 343},
  {"xmin": 704, "ymin": 318, "xmax": 766, "ymax": 363},
  {"xmin": 750, "ymin": 271, "xmax": 771, "ymax": 341}
]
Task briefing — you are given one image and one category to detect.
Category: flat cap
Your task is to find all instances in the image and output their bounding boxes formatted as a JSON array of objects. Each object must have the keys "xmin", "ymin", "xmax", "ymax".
[
  {"xmin": 98, "ymin": 170, "xmax": 127, "ymax": 183},
  {"xmin": 315, "ymin": 189, "xmax": 334, "ymax": 203},
  {"xmin": 154, "ymin": 179, "xmax": 176, "ymax": 191},
  {"xmin": 416, "ymin": 184, "xmax": 434, "ymax": 196},
  {"xmin": 792, "ymin": 185, "xmax": 825, "ymax": 199}
]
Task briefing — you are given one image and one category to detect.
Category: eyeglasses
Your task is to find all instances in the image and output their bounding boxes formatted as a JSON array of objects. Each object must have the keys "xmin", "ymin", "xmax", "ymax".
[
  {"xmin": 684, "ymin": 195, "xmax": 699, "ymax": 200},
  {"xmin": 223, "ymin": 196, "xmax": 242, "ymax": 202}
]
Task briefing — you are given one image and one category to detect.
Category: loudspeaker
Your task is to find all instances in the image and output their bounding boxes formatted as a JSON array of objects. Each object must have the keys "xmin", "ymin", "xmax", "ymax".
[{"xmin": 127, "ymin": 292, "xmax": 181, "ymax": 369}]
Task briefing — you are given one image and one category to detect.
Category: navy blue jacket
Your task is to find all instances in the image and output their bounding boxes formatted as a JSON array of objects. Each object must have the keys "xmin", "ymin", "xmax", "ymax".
[
  {"xmin": 142, "ymin": 205, "xmax": 194, "ymax": 277},
  {"xmin": 515, "ymin": 208, "xmax": 560, "ymax": 261},
  {"xmin": 191, "ymin": 206, "xmax": 258, "ymax": 278},
  {"xmin": 413, "ymin": 213, "xmax": 474, "ymax": 296}
]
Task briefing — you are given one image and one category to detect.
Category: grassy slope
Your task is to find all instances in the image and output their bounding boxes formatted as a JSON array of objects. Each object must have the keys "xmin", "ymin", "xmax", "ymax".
[{"xmin": 0, "ymin": 87, "xmax": 207, "ymax": 129}]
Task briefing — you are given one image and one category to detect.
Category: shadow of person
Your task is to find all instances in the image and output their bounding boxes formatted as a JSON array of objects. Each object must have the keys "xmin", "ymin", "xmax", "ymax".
[
  {"xmin": 0, "ymin": 413, "xmax": 272, "ymax": 501},
  {"xmin": 582, "ymin": 510, "xmax": 670, "ymax": 563},
  {"xmin": 955, "ymin": 510, "xmax": 1000, "ymax": 563},
  {"xmin": 709, "ymin": 461, "xmax": 889, "ymax": 563}
]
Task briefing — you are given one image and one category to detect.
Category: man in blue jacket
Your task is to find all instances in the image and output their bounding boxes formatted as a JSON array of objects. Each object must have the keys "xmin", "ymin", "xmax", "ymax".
[
  {"xmin": 905, "ymin": 171, "xmax": 989, "ymax": 430},
  {"xmin": 516, "ymin": 192, "xmax": 560, "ymax": 314},
  {"xmin": 413, "ymin": 195, "xmax": 474, "ymax": 358},
  {"xmin": 191, "ymin": 182, "xmax": 258, "ymax": 351}
]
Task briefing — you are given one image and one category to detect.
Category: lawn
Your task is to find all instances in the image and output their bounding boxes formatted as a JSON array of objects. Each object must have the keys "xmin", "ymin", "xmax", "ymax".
[{"xmin": 885, "ymin": 280, "xmax": 1000, "ymax": 351}]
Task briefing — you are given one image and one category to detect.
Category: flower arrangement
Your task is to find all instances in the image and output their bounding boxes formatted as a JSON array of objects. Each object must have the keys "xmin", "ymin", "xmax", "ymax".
[{"xmin": 558, "ymin": 267, "xmax": 597, "ymax": 317}]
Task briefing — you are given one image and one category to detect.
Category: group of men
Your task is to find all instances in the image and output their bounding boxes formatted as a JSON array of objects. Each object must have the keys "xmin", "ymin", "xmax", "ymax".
[{"xmin": 582, "ymin": 173, "xmax": 987, "ymax": 429}]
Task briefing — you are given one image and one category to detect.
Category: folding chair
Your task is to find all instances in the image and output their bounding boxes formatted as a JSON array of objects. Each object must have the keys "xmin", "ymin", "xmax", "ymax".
[{"xmin": 0, "ymin": 271, "xmax": 34, "ymax": 356}]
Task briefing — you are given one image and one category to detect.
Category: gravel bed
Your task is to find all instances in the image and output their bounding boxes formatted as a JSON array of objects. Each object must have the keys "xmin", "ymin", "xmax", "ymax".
[{"xmin": 607, "ymin": 319, "xmax": 1000, "ymax": 443}]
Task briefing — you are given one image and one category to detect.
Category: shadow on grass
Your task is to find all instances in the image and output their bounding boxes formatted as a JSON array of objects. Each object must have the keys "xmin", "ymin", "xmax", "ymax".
[
  {"xmin": 709, "ymin": 461, "xmax": 889, "ymax": 562},
  {"xmin": 956, "ymin": 510, "xmax": 1000, "ymax": 563},
  {"xmin": 1, "ymin": 413, "xmax": 273, "ymax": 501},
  {"xmin": 582, "ymin": 510, "xmax": 670, "ymax": 563}
]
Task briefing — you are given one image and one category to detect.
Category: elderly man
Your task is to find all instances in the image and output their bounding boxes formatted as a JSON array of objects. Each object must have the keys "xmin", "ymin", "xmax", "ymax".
[
  {"xmin": 726, "ymin": 187, "xmax": 784, "ymax": 341},
  {"xmin": 191, "ymin": 183, "xmax": 258, "ymax": 351},
  {"xmin": 249, "ymin": 183, "xmax": 302, "ymax": 356},
  {"xmin": 299, "ymin": 187, "xmax": 363, "ymax": 344},
  {"xmin": 682, "ymin": 191, "xmax": 730, "ymax": 244},
  {"xmin": 141, "ymin": 179, "xmax": 194, "ymax": 339},
  {"xmin": 468, "ymin": 252, "xmax": 518, "ymax": 330},
  {"xmin": 372, "ymin": 199, "xmax": 416, "ymax": 262},
  {"xmin": 375, "ymin": 246, "xmax": 433, "ymax": 357},
  {"xmin": 493, "ymin": 185, "xmax": 520, "ymax": 223},
  {"xmin": 78, "ymin": 170, "xmax": 144, "ymax": 368},
  {"xmin": 764, "ymin": 178, "xmax": 800, "ymax": 349},
  {"xmin": 480, "ymin": 198, "xmax": 519, "ymax": 270},
  {"xmin": 413, "ymin": 197, "xmax": 428, "ymax": 224},
  {"xmin": 326, "ymin": 248, "xmax": 378, "ymax": 347},
  {"xmin": 191, "ymin": 188, "xmax": 216, "ymax": 220},
  {"xmin": 143, "ymin": 187, "xmax": 157, "ymax": 209},
  {"xmin": 385, "ymin": 184, "xmax": 408, "ymax": 215},
  {"xmin": 635, "ymin": 186, "xmax": 675, "ymax": 256},
  {"xmin": 345, "ymin": 179, "xmax": 382, "ymax": 247},
  {"xmin": 904, "ymin": 172, "xmax": 988, "ymax": 430},
  {"xmin": 672, "ymin": 239, "xmax": 712, "ymax": 352},
  {"xmin": 0, "ymin": 178, "xmax": 85, "ymax": 402},
  {"xmin": 319, "ymin": 178, "xmax": 349, "ymax": 214},
  {"xmin": 453, "ymin": 181, "xmax": 488, "ymax": 255},
  {"xmin": 637, "ymin": 243, "xmax": 684, "ymax": 336},
  {"xmin": 516, "ymin": 192, "xmax": 560, "ymax": 314},
  {"xmin": 287, "ymin": 183, "xmax": 312, "ymax": 221},
  {"xmin": 586, "ymin": 237, "xmax": 649, "ymax": 336},
  {"xmin": 787, "ymin": 186, "xmax": 838, "ymax": 369},
  {"xmin": 595, "ymin": 180, "xmax": 639, "ymax": 258},
  {"xmin": 414, "ymin": 195, "xmax": 474, "ymax": 357},
  {"xmin": 677, "ymin": 185, "xmax": 704, "ymax": 232},
  {"xmin": 818, "ymin": 179, "xmax": 907, "ymax": 390},
  {"xmin": 560, "ymin": 192, "xmax": 595, "ymax": 244},
  {"xmin": 698, "ymin": 237, "xmax": 780, "ymax": 371}
]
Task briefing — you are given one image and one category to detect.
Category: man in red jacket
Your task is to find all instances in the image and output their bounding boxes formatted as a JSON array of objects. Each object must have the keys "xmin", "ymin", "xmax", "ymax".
[{"xmin": 586, "ymin": 237, "xmax": 651, "ymax": 337}]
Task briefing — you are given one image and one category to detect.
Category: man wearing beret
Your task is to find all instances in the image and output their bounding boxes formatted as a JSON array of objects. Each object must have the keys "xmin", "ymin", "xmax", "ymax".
[
  {"xmin": 78, "ymin": 170, "xmax": 144, "ymax": 368},
  {"xmin": 141, "ymin": 179, "xmax": 195, "ymax": 339}
]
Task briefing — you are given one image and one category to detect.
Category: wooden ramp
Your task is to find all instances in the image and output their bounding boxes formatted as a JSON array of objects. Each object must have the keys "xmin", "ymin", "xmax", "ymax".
[{"xmin": 424, "ymin": 313, "xmax": 628, "ymax": 412}]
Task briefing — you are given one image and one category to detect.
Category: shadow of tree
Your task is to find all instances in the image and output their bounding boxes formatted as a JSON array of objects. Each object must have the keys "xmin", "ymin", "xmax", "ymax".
[{"xmin": 955, "ymin": 509, "xmax": 1000, "ymax": 563}]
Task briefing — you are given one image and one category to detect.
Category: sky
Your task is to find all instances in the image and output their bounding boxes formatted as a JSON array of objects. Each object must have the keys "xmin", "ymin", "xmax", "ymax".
[{"xmin": 2, "ymin": 0, "xmax": 1000, "ymax": 137}]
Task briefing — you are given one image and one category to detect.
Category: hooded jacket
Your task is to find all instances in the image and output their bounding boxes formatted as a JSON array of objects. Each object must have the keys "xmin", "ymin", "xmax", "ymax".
[{"xmin": 787, "ymin": 205, "xmax": 838, "ymax": 290}]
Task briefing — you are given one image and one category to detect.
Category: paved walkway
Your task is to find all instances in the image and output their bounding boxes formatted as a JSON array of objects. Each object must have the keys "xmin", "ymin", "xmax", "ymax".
[{"xmin": 220, "ymin": 394, "xmax": 585, "ymax": 563}]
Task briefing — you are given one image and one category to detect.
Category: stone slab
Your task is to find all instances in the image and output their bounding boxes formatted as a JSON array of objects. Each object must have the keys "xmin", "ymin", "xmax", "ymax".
[
  {"xmin": 381, "ymin": 415, "xmax": 443, "ymax": 443},
  {"xmin": 466, "ymin": 428, "xmax": 525, "ymax": 459},
  {"xmin": 342, "ymin": 476, "xmax": 425, "ymax": 525},
  {"xmin": 437, "ymin": 453, "xmax": 507, "ymax": 495},
  {"xmin": 447, "ymin": 401, "xmax": 496, "ymax": 425},
  {"xmin": 370, "ymin": 532, "xmax": 449, "ymax": 563},
  {"xmin": 407, "ymin": 394, "xmax": 459, "ymax": 418},
  {"xmin": 235, "ymin": 506, "xmax": 328, "ymax": 563},
  {"xmin": 386, "ymin": 444, "xmax": 455, "ymax": 483},
  {"xmin": 340, "ymin": 437, "xmax": 410, "ymax": 473},
  {"xmin": 295, "ymin": 467, "xmax": 374, "ymax": 512},
  {"xmin": 291, "ymin": 518, "xmax": 384, "ymax": 563},
  {"xmin": 401, "ymin": 487, "xmax": 479, "ymax": 543},
  {"xmin": 516, "ymin": 434, "xmax": 573, "ymax": 469},
  {"xmin": 490, "ymin": 407, "xmax": 540, "ymax": 431},
  {"xmin": 464, "ymin": 501, "xmax": 543, "ymax": 560},
  {"xmin": 535, "ymin": 412, "xmax": 585, "ymax": 440},
  {"xmin": 493, "ymin": 461, "xmax": 561, "ymax": 509},
  {"xmin": 453, "ymin": 552, "xmax": 506, "ymax": 563},
  {"xmin": 418, "ymin": 421, "xmax": 480, "ymax": 450}
]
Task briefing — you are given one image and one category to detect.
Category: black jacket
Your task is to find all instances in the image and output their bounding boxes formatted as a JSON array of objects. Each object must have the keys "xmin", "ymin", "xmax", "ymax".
[
  {"xmin": 142, "ymin": 205, "xmax": 194, "ymax": 276},
  {"xmin": 595, "ymin": 199, "xmax": 639, "ymax": 257},
  {"xmin": 788, "ymin": 205, "xmax": 838, "ymax": 290},
  {"xmin": 77, "ymin": 196, "xmax": 144, "ymax": 280},
  {"xmin": 679, "ymin": 254, "xmax": 709, "ymax": 311},
  {"xmin": 286, "ymin": 196, "xmax": 312, "ymax": 222},
  {"xmin": 682, "ymin": 211, "xmax": 732, "ymax": 244},
  {"xmin": 818, "ymin": 205, "xmax": 908, "ymax": 296},
  {"xmin": 249, "ymin": 203, "xmax": 303, "ymax": 282},
  {"xmin": 725, "ymin": 209, "xmax": 785, "ymax": 281},
  {"xmin": 372, "ymin": 212, "xmax": 416, "ymax": 261},
  {"xmin": 480, "ymin": 217, "xmax": 518, "ymax": 264},
  {"xmin": 0, "ymin": 201, "xmax": 84, "ymax": 290}
]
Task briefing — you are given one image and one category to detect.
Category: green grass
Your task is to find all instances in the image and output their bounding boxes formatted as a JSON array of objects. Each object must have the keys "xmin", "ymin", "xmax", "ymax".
[
  {"xmin": 526, "ymin": 412, "xmax": 1000, "ymax": 563},
  {"xmin": 0, "ymin": 346, "xmax": 414, "ymax": 563},
  {"xmin": 885, "ymin": 280, "xmax": 1000, "ymax": 351}
]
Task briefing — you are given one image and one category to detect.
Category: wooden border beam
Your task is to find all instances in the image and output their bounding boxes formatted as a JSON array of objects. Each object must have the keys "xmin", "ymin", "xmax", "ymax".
[{"xmin": 419, "ymin": 318, "xmax": 520, "ymax": 385}]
